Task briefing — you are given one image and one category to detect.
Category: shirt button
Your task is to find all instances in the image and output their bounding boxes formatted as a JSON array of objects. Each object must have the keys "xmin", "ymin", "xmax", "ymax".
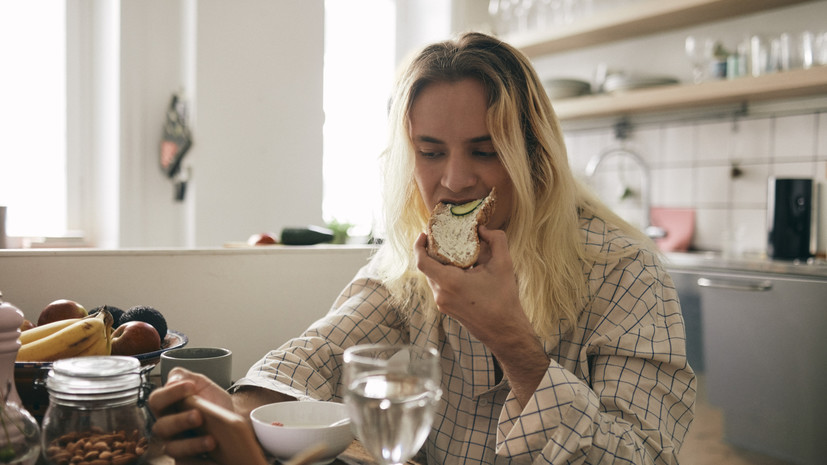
[{"xmin": 479, "ymin": 399, "xmax": 489, "ymax": 407}]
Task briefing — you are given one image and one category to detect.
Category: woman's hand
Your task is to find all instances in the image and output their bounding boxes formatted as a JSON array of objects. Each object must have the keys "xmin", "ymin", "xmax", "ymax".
[
  {"xmin": 414, "ymin": 226, "xmax": 549, "ymax": 405},
  {"xmin": 148, "ymin": 368, "xmax": 267, "ymax": 465},
  {"xmin": 415, "ymin": 226, "xmax": 523, "ymax": 341}
]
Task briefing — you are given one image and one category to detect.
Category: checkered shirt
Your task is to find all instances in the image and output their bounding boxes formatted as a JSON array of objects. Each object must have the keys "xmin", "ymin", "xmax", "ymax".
[{"xmin": 234, "ymin": 213, "xmax": 696, "ymax": 464}]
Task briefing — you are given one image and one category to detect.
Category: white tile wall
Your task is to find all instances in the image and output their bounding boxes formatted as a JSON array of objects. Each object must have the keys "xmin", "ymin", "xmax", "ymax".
[
  {"xmin": 696, "ymin": 120, "xmax": 733, "ymax": 162},
  {"xmin": 732, "ymin": 118, "xmax": 772, "ymax": 162},
  {"xmin": 565, "ymin": 109, "xmax": 827, "ymax": 256}
]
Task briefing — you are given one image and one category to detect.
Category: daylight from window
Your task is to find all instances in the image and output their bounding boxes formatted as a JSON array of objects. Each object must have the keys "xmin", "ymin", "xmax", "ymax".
[
  {"xmin": 323, "ymin": 0, "xmax": 395, "ymax": 239},
  {"xmin": 0, "ymin": 2, "xmax": 393, "ymax": 244},
  {"xmin": 0, "ymin": 1, "xmax": 66, "ymax": 237}
]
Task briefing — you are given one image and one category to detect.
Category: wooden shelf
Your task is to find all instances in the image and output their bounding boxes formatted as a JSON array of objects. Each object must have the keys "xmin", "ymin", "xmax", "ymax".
[
  {"xmin": 503, "ymin": 0, "xmax": 827, "ymax": 120},
  {"xmin": 507, "ymin": 0, "xmax": 818, "ymax": 57},
  {"xmin": 552, "ymin": 66, "xmax": 827, "ymax": 120}
]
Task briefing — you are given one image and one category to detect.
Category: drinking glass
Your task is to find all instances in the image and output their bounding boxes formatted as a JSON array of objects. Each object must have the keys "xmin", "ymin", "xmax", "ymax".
[
  {"xmin": 343, "ymin": 344, "xmax": 442, "ymax": 465},
  {"xmin": 685, "ymin": 36, "xmax": 713, "ymax": 83}
]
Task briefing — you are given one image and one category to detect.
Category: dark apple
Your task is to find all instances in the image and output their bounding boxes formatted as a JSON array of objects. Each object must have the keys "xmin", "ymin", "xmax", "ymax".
[
  {"xmin": 247, "ymin": 232, "xmax": 278, "ymax": 246},
  {"xmin": 111, "ymin": 320, "xmax": 162, "ymax": 356},
  {"xmin": 38, "ymin": 299, "xmax": 88, "ymax": 326}
]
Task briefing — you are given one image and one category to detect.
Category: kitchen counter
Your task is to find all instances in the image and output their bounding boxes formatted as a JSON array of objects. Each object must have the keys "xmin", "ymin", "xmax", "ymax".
[{"xmin": 663, "ymin": 251, "xmax": 827, "ymax": 279}]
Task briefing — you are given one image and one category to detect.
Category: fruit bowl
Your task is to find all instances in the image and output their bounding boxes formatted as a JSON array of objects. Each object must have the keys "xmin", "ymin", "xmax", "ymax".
[{"xmin": 14, "ymin": 329, "xmax": 187, "ymax": 420}]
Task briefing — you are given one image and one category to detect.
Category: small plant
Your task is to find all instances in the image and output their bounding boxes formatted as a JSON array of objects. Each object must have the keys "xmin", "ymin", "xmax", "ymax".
[{"xmin": 326, "ymin": 219, "xmax": 354, "ymax": 244}]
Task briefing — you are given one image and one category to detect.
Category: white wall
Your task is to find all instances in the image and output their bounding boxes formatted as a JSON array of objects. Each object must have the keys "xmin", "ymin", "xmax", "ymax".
[
  {"xmin": 0, "ymin": 246, "xmax": 374, "ymax": 382},
  {"xmin": 118, "ymin": 0, "xmax": 188, "ymax": 248},
  {"xmin": 187, "ymin": 0, "xmax": 325, "ymax": 247},
  {"xmin": 100, "ymin": 0, "xmax": 324, "ymax": 249}
]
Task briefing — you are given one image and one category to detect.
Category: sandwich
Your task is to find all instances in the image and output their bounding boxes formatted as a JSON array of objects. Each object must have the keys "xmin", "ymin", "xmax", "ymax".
[{"xmin": 426, "ymin": 188, "xmax": 496, "ymax": 268}]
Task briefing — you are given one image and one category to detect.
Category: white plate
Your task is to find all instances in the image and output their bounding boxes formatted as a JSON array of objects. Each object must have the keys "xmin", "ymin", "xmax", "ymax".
[{"xmin": 603, "ymin": 75, "xmax": 679, "ymax": 93}]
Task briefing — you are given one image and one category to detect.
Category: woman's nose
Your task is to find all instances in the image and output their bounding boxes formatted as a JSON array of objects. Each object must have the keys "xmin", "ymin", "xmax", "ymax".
[{"xmin": 441, "ymin": 154, "xmax": 477, "ymax": 192}]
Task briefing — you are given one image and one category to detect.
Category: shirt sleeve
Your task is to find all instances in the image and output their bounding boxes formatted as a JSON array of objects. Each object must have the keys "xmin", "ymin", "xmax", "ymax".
[
  {"xmin": 496, "ymin": 251, "xmax": 696, "ymax": 464},
  {"xmin": 231, "ymin": 273, "xmax": 410, "ymax": 401}
]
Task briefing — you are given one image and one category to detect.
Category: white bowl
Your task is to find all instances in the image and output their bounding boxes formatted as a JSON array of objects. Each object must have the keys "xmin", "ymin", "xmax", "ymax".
[{"xmin": 250, "ymin": 400, "xmax": 354, "ymax": 465}]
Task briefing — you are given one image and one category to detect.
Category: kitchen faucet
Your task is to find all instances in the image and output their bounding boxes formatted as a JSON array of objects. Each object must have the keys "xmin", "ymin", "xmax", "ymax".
[{"xmin": 585, "ymin": 147, "xmax": 667, "ymax": 240}]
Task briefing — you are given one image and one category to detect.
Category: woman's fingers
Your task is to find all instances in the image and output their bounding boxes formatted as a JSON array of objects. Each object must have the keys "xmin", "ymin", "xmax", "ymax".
[
  {"xmin": 148, "ymin": 378, "xmax": 194, "ymax": 417},
  {"xmin": 478, "ymin": 226, "xmax": 507, "ymax": 259},
  {"xmin": 150, "ymin": 406, "xmax": 217, "ymax": 459},
  {"xmin": 161, "ymin": 434, "xmax": 216, "ymax": 460},
  {"xmin": 151, "ymin": 408, "xmax": 202, "ymax": 440},
  {"xmin": 413, "ymin": 233, "xmax": 431, "ymax": 268}
]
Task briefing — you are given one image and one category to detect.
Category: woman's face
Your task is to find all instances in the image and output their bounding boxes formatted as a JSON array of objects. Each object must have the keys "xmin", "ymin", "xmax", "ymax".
[{"xmin": 409, "ymin": 78, "xmax": 514, "ymax": 230}]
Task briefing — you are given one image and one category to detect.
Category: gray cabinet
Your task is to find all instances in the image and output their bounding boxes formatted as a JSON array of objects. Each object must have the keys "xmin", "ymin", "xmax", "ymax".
[{"xmin": 694, "ymin": 270, "xmax": 827, "ymax": 465}]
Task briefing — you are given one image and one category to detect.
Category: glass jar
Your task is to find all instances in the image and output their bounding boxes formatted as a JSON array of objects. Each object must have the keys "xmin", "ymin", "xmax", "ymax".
[{"xmin": 40, "ymin": 356, "xmax": 153, "ymax": 465}]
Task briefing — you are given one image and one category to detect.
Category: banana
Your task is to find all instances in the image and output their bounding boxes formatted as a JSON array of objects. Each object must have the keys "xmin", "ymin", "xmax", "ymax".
[
  {"xmin": 17, "ymin": 309, "xmax": 114, "ymax": 362},
  {"xmin": 76, "ymin": 329, "xmax": 110, "ymax": 356},
  {"xmin": 19, "ymin": 317, "xmax": 82, "ymax": 345}
]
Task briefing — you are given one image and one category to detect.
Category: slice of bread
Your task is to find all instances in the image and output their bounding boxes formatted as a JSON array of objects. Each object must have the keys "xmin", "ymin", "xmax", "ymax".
[{"xmin": 426, "ymin": 188, "xmax": 497, "ymax": 268}]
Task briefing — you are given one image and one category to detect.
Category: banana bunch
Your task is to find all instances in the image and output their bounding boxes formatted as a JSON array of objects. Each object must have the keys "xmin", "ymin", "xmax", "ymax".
[{"xmin": 17, "ymin": 309, "xmax": 114, "ymax": 362}]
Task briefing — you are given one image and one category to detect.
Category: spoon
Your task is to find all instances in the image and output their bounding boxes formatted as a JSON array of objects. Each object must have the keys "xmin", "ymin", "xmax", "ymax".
[{"xmin": 282, "ymin": 442, "xmax": 328, "ymax": 465}]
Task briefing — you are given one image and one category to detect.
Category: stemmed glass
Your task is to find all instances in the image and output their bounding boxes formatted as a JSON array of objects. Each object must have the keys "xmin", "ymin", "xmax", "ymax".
[
  {"xmin": 685, "ymin": 36, "xmax": 713, "ymax": 83},
  {"xmin": 343, "ymin": 344, "xmax": 442, "ymax": 465}
]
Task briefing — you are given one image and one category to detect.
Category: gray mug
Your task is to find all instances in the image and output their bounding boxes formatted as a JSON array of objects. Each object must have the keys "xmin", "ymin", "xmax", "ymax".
[{"xmin": 160, "ymin": 347, "xmax": 233, "ymax": 389}]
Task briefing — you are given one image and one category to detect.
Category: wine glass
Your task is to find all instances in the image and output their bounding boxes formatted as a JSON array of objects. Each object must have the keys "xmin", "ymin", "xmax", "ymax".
[
  {"xmin": 685, "ymin": 36, "xmax": 713, "ymax": 83},
  {"xmin": 343, "ymin": 344, "xmax": 442, "ymax": 465}
]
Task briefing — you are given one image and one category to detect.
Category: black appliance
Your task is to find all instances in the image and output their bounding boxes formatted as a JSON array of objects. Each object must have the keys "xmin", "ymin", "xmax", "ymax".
[{"xmin": 767, "ymin": 177, "xmax": 814, "ymax": 260}]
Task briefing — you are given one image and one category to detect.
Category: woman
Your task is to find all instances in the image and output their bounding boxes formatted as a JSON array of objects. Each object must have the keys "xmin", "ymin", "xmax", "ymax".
[{"xmin": 150, "ymin": 32, "xmax": 695, "ymax": 464}]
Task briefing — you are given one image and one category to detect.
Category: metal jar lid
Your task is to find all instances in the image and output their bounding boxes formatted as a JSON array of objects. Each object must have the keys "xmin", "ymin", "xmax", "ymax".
[{"xmin": 45, "ymin": 356, "xmax": 142, "ymax": 402}]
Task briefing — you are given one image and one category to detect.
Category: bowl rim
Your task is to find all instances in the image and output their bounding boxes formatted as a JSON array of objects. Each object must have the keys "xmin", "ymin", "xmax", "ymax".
[{"xmin": 250, "ymin": 400, "xmax": 351, "ymax": 430}]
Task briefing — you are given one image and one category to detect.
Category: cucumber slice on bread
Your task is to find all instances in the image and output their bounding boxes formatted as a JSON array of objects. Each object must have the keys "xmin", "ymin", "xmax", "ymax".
[{"xmin": 450, "ymin": 199, "xmax": 483, "ymax": 216}]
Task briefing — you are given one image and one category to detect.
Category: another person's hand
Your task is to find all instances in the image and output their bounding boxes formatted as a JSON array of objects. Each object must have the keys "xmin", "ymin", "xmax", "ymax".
[{"xmin": 148, "ymin": 367, "xmax": 268, "ymax": 465}]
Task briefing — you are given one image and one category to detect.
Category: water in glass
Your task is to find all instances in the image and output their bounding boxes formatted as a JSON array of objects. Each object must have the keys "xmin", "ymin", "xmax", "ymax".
[{"xmin": 344, "ymin": 345, "xmax": 441, "ymax": 465}]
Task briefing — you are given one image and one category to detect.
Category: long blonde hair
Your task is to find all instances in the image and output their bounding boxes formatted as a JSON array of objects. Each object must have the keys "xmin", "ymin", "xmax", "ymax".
[{"xmin": 374, "ymin": 32, "xmax": 647, "ymax": 337}]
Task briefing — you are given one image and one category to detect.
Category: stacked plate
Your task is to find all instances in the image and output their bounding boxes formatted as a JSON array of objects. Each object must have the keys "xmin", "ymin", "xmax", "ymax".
[
  {"xmin": 543, "ymin": 78, "xmax": 591, "ymax": 100},
  {"xmin": 602, "ymin": 74, "xmax": 679, "ymax": 93}
]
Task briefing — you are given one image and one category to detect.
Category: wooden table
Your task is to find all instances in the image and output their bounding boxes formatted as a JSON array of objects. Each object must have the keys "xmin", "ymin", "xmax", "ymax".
[
  {"xmin": 331, "ymin": 441, "xmax": 424, "ymax": 465},
  {"xmin": 150, "ymin": 441, "xmax": 425, "ymax": 464}
]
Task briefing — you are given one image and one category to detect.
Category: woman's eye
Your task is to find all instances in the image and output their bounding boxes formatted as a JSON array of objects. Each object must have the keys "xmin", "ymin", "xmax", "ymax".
[
  {"xmin": 418, "ymin": 151, "xmax": 443, "ymax": 158},
  {"xmin": 473, "ymin": 151, "xmax": 498, "ymax": 158}
]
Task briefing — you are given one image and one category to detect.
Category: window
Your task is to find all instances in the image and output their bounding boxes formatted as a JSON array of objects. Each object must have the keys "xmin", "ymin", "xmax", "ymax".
[
  {"xmin": 1, "ymin": 2, "xmax": 397, "ymax": 246},
  {"xmin": 322, "ymin": 0, "xmax": 396, "ymax": 239},
  {"xmin": 0, "ymin": 1, "xmax": 67, "ymax": 238}
]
